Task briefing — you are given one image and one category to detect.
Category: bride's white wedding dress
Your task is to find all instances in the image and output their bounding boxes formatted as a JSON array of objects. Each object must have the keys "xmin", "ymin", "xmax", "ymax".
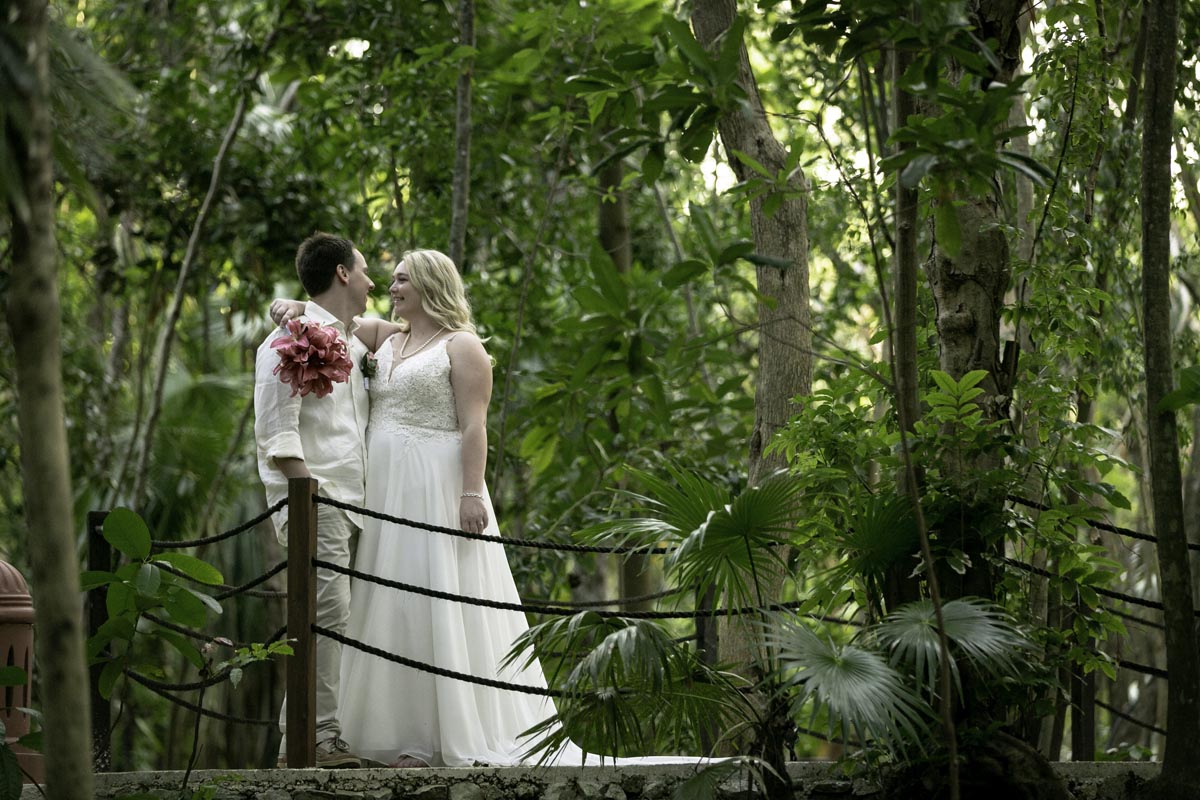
[
  {"xmin": 338, "ymin": 334, "xmax": 557, "ymax": 766},
  {"xmin": 339, "ymin": 334, "xmax": 707, "ymax": 768}
]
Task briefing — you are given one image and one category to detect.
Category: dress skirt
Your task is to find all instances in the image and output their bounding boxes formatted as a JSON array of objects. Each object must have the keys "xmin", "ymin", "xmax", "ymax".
[{"xmin": 338, "ymin": 424, "xmax": 558, "ymax": 766}]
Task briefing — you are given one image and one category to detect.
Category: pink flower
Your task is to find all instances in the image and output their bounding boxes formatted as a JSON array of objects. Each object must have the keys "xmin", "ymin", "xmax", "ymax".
[{"xmin": 271, "ymin": 319, "xmax": 353, "ymax": 398}]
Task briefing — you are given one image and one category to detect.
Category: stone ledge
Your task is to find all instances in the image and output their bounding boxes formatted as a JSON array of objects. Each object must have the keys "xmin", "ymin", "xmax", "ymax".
[{"xmin": 25, "ymin": 761, "xmax": 1160, "ymax": 800}]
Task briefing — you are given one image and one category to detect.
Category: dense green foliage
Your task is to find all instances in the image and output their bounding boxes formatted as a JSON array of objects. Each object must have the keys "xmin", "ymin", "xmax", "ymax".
[{"xmin": 2, "ymin": 0, "xmax": 1200, "ymax": 779}]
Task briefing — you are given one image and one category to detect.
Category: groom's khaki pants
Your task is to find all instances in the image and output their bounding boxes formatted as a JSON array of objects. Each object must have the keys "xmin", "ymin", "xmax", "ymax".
[{"xmin": 278, "ymin": 503, "xmax": 359, "ymax": 751}]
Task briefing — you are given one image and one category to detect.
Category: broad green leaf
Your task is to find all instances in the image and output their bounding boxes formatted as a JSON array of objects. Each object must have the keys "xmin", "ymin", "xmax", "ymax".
[
  {"xmin": 98, "ymin": 659, "xmax": 123, "ymax": 700},
  {"xmin": 79, "ymin": 570, "xmax": 120, "ymax": 591},
  {"xmin": 641, "ymin": 143, "xmax": 665, "ymax": 185},
  {"xmin": 155, "ymin": 629, "xmax": 205, "ymax": 670},
  {"xmin": 730, "ymin": 149, "xmax": 771, "ymax": 179},
  {"xmin": 135, "ymin": 564, "xmax": 161, "ymax": 596},
  {"xmin": 1157, "ymin": 366, "xmax": 1200, "ymax": 412},
  {"xmin": 187, "ymin": 587, "xmax": 224, "ymax": 617},
  {"xmin": 899, "ymin": 153, "xmax": 938, "ymax": 188},
  {"xmin": 105, "ymin": 582, "xmax": 135, "ymax": 619},
  {"xmin": 661, "ymin": 259, "xmax": 710, "ymax": 289},
  {"xmin": 163, "ymin": 587, "xmax": 207, "ymax": 627},
  {"xmin": 103, "ymin": 508, "xmax": 151, "ymax": 561},
  {"xmin": 0, "ymin": 667, "xmax": 25, "ymax": 687},
  {"xmin": 153, "ymin": 553, "xmax": 224, "ymax": 586}
]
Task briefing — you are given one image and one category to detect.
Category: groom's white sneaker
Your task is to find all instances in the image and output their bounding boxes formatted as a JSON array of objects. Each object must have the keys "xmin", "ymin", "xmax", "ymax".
[{"xmin": 315, "ymin": 736, "xmax": 362, "ymax": 768}]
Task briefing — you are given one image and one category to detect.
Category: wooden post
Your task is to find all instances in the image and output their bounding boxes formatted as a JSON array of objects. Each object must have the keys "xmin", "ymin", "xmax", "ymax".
[
  {"xmin": 85, "ymin": 511, "xmax": 111, "ymax": 772},
  {"xmin": 1070, "ymin": 611, "xmax": 1096, "ymax": 760},
  {"xmin": 286, "ymin": 478, "xmax": 317, "ymax": 768}
]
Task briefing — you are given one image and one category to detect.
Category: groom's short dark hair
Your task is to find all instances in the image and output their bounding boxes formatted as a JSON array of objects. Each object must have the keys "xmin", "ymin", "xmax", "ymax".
[{"xmin": 296, "ymin": 233, "xmax": 356, "ymax": 296}]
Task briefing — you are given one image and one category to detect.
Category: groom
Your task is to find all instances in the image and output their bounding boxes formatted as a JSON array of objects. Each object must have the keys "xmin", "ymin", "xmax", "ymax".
[{"xmin": 254, "ymin": 232, "xmax": 374, "ymax": 768}]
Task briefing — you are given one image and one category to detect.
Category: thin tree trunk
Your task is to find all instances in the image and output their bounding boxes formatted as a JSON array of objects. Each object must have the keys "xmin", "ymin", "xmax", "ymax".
[
  {"xmin": 1141, "ymin": 0, "xmax": 1200, "ymax": 785},
  {"xmin": 691, "ymin": 2, "xmax": 810, "ymax": 788},
  {"xmin": 598, "ymin": 157, "xmax": 657, "ymax": 611},
  {"xmin": 130, "ymin": 91, "xmax": 251, "ymax": 507},
  {"xmin": 888, "ymin": 36, "xmax": 922, "ymax": 612},
  {"xmin": 5, "ymin": 1, "xmax": 94, "ymax": 797},
  {"xmin": 448, "ymin": 0, "xmax": 474, "ymax": 270}
]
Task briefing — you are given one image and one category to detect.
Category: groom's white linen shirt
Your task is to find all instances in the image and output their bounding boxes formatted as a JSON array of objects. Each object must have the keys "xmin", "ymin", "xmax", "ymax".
[{"xmin": 254, "ymin": 301, "xmax": 370, "ymax": 539}]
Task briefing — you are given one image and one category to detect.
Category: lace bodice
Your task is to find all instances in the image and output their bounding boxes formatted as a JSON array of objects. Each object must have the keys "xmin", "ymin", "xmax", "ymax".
[{"xmin": 369, "ymin": 335, "xmax": 460, "ymax": 438}]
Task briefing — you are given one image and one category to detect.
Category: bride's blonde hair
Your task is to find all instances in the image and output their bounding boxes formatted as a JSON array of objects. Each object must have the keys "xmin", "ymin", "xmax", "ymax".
[{"xmin": 395, "ymin": 249, "xmax": 477, "ymax": 334}]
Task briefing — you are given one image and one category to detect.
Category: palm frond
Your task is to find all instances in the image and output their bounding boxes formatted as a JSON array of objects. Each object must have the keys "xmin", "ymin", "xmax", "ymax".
[
  {"xmin": 874, "ymin": 597, "xmax": 1033, "ymax": 699},
  {"xmin": 577, "ymin": 461, "xmax": 730, "ymax": 552},
  {"xmin": 667, "ymin": 472, "xmax": 799, "ymax": 608},
  {"xmin": 765, "ymin": 613, "xmax": 932, "ymax": 752}
]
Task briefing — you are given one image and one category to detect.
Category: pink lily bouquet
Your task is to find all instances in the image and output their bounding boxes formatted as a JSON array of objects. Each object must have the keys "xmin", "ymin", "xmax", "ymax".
[{"xmin": 271, "ymin": 319, "xmax": 353, "ymax": 398}]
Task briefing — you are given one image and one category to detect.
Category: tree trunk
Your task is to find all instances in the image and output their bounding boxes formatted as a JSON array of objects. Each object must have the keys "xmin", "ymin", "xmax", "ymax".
[
  {"xmin": 598, "ymin": 157, "xmax": 656, "ymax": 611},
  {"xmin": 691, "ymin": 1, "xmax": 810, "ymax": 784},
  {"xmin": 924, "ymin": 0, "xmax": 1024, "ymax": 603},
  {"xmin": 448, "ymin": 0, "xmax": 474, "ymax": 270},
  {"xmin": 887, "ymin": 39, "xmax": 922, "ymax": 613},
  {"xmin": 5, "ymin": 1, "xmax": 94, "ymax": 797},
  {"xmin": 1140, "ymin": 0, "xmax": 1200, "ymax": 785}
]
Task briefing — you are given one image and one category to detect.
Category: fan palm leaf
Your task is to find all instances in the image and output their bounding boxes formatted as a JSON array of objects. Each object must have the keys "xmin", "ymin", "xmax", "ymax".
[
  {"xmin": 873, "ymin": 597, "xmax": 1032, "ymax": 700},
  {"xmin": 509, "ymin": 612, "xmax": 748, "ymax": 759},
  {"xmin": 764, "ymin": 613, "xmax": 932, "ymax": 752},
  {"xmin": 666, "ymin": 471, "xmax": 800, "ymax": 609}
]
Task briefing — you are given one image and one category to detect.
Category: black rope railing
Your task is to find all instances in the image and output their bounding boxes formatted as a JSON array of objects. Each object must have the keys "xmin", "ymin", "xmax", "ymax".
[
  {"xmin": 215, "ymin": 561, "xmax": 288, "ymax": 601},
  {"xmin": 1001, "ymin": 557, "xmax": 1200, "ymax": 618},
  {"xmin": 526, "ymin": 586, "xmax": 685, "ymax": 608},
  {"xmin": 1007, "ymin": 495, "xmax": 1200, "ymax": 552},
  {"xmin": 314, "ymin": 624, "xmax": 564, "ymax": 698},
  {"xmin": 1117, "ymin": 659, "xmax": 1168, "ymax": 680},
  {"xmin": 150, "ymin": 499, "xmax": 286, "ymax": 550},
  {"xmin": 1096, "ymin": 699, "xmax": 1167, "ymax": 736},
  {"xmin": 155, "ymin": 560, "xmax": 288, "ymax": 600},
  {"xmin": 127, "ymin": 671, "xmax": 275, "ymax": 726},
  {"xmin": 143, "ymin": 613, "xmax": 287, "ymax": 651},
  {"xmin": 313, "ymin": 558, "xmax": 858, "ymax": 624},
  {"xmin": 1105, "ymin": 606, "xmax": 1164, "ymax": 631},
  {"xmin": 317, "ymin": 496, "xmax": 674, "ymax": 555}
]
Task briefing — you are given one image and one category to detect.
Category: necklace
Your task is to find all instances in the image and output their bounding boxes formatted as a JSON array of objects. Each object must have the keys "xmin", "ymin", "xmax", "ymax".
[{"xmin": 396, "ymin": 327, "xmax": 445, "ymax": 359}]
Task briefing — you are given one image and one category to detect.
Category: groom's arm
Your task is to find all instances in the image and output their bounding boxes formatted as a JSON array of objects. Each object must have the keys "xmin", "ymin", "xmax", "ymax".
[{"xmin": 253, "ymin": 334, "xmax": 310, "ymax": 478}]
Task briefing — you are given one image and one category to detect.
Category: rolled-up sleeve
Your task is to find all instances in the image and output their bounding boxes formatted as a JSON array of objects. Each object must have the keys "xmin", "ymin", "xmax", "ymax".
[{"xmin": 254, "ymin": 334, "xmax": 305, "ymax": 467}]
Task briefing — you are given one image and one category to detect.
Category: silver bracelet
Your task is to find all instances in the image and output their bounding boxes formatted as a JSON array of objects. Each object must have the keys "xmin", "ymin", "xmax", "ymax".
[{"xmin": 461, "ymin": 491, "xmax": 484, "ymax": 499}]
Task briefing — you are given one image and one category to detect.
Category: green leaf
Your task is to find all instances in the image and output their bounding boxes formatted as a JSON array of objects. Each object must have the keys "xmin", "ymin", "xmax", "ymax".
[
  {"xmin": 0, "ymin": 667, "xmax": 25, "ymax": 687},
  {"xmin": 103, "ymin": 508, "xmax": 151, "ymax": 561},
  {"xmin": 641, "ymin": 143, "xmax": 665, "ymax": 185},
  {"xmin": 105, "ymin": 582, "xmax": 135, "ymax": 619},
  {"xmin": 1157, "ymin": 366, "xmax": 1200, "ymax": 412},
  {"xmin": 661, "ymin": 259, "xmax": 710, "ymax": 289},
  {"xmin": 730, "ymin": 148, "xmax": 771, "ymax": 179},
  {"xmin": 79, "ymin": 570, "xmax": 121, "ymax": 591},
  {"xmin": 899, "ymin": 153, "xmax": 938, "ymax": 188},
  {"xmin": 163, "ymin": 587, "xmax": 208, "ymax": 627},
  {"xmin": 155, "ymin": 630, "xmax": 206, "ymax": 671},
  {"xmin": 135, "ymin": 564, "xmax": 161, "ymax": 596},
  {"xmin": 663, "ymin": 17, "xmax": 714, "ymax": 81},
  {"xmin": 0, "ymin": 743, "xmax": 19, "ymax": 800},
  {"xmin": 98, "ymin": 659, "xmax": 124, "ymax": 700},
  {"xmin": 187, "ymin": 587, "xmax": 224, "ymax": 617},
  {"xmin": 153, "ymin": 553, "xmax": 224, "ymax": 586}
]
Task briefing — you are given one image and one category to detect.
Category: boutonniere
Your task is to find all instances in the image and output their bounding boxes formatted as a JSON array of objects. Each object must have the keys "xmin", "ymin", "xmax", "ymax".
[
  {"xmin": 361, "ymin": 351, "xmax": 378, "ymax": 391},
  {"xmin": 271, "ymin": 320, "xmax": 352, "ymax": 398}
]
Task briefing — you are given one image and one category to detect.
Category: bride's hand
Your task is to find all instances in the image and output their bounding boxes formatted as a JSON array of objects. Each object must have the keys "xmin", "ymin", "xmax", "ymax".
[
  {"xmin": 460, "ymin": 495, "xmax": 488, "ymax": 534},
  {"xmin": 270, "ymin": 298, "xmax": 305, "ymax": 327}
]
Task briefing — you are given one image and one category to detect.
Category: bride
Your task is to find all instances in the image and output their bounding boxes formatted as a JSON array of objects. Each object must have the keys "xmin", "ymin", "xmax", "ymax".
[{"xmin": 276, "ymin": 249, "xmax": 577, "ymax": 767}]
